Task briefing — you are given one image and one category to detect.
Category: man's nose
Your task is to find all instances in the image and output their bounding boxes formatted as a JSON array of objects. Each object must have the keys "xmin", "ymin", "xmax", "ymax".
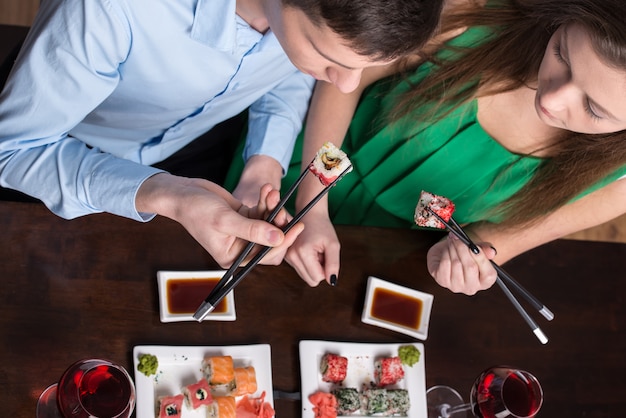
[{"xmin": 328, "ymin": 67, "xmax": 363, "ymax": 93}]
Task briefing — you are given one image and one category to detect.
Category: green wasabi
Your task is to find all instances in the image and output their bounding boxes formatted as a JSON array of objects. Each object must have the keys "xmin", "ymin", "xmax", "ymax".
[
  {"xmin": 398, "ymin": 345, "xmax": 421, "ymax": 367},
  {"xmin": 137, "ymin": 353, "xmax": 159, "ymax": 377}
]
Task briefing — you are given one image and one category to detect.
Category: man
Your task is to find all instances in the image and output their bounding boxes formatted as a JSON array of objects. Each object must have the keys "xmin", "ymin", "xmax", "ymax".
[{"xmin": 0, "ymin": 0, "xmax": 444, "ymax": 267}]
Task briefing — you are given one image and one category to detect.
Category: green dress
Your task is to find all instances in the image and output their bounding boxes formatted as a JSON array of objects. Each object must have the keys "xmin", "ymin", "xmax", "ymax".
[{"xmin": 225, "ymin": 29, "xmax": 626, "ymax": 228}]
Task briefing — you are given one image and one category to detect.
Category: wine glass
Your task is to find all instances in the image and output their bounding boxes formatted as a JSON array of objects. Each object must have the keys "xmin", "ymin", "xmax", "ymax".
[
  {"xmin": 36, "ymin": 358, "xmax": 136, "ymax": 418},
  {"xmin": 427, "ymin": 366, "xmax": 543, "ymax": 418}
]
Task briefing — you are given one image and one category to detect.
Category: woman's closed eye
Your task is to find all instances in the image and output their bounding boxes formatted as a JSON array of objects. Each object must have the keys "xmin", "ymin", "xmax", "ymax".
[
  {"xmin": 584, "ymin": 99, "xmax": 602, "ymax": 121},
  {"xmin": 552, "ymin": 42, "xmax": 568, "ymax": 65}
]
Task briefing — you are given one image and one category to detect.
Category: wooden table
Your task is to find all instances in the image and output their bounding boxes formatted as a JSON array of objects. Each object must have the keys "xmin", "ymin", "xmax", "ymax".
[{"xmin": 1, "ymin": 200, "xmax": 625, "ymax": 417}]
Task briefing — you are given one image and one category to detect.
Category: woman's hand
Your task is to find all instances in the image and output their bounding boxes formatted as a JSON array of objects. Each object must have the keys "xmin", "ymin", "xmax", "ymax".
[
  {"xmin": 286, "ymin": 210, "xmax": 340, "ymax": 287},
  {"xmin": 427, "ymin": 233, "xmax": 498, "ymax": 295}
]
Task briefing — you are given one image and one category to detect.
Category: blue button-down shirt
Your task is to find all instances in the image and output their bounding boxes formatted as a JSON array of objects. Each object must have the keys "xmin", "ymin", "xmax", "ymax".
[{"xmin": 0, "ymin": 0, "xmax": 314, "ymax": 221}]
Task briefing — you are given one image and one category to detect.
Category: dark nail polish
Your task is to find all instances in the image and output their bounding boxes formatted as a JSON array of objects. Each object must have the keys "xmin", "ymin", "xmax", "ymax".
[
  {"xmin": 330, "ymin": 274, "xmax": 337, "ymax": 286},
  {"xmin": 470, "ymin": 244, "xmax": 480, "ymax": 254},
  {"xmin": 490, "ymin": 246, "xmax": 498, "ymax": 256}
]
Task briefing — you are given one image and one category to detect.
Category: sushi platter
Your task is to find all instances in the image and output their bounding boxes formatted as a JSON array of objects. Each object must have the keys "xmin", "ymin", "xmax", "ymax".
[
  {"xmin": 299, "ymin": 340, "xmax": 426, "ymax": 418},
  {"xmin": 132, "ymin": 344, "xmax": 273, "ymax": 418}
]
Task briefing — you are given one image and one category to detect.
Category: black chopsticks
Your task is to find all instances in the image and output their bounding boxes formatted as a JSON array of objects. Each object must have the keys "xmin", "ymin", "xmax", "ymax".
[
  {"xmin": 193, "ymin": 163, "xmax": 353, "ymax": 322},
  {"xmin": 425, "ymin": 208, "xmax": 552, "ymax": 344}
]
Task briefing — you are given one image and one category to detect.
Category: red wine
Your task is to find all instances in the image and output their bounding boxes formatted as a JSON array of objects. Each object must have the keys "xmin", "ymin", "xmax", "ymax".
[
  {"xmin": 57, "ymin": 359, "xmax": 135, "ymax": 418},
  {"xmin": 79, "ymin": 365, "xmax": 133, "ymax": 416},
  {"xmin": 470, "ymin": 368, "xmax": 542, "ymax": 418}
]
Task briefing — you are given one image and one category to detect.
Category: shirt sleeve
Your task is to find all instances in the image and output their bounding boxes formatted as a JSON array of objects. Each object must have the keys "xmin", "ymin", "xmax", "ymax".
[
  {"xmin": 242, "ymin": 69, "xmax": 315, "ymax": 174},
  {"xmin": 0, "ymin": 0, "xmax": 162, "ymax": 221}
]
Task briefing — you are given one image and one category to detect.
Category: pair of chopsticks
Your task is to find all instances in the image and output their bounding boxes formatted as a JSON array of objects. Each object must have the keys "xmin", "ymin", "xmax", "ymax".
[
  {"xmin": 193, "ymin": 162, "xmax": 353, "ymax": 322},
  {"xmin": 425, "ymin": 208, "xmax": 553, "ymax": 344}
]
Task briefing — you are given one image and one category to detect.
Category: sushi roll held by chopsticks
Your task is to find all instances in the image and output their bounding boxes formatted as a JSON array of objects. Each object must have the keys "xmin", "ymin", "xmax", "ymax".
[
  {"xmin": 309, "ymin": 142, "xmax": 353, "ymax": 186},
  {"xmin": 193, "ymin": 142, "xmax": 353, "ymax": 322}
]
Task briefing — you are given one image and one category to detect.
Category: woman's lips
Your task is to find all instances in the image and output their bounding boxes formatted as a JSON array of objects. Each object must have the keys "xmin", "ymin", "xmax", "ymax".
[{"xmin": 540, "ymin": 105, "xmax": 555, "ymax": 120}]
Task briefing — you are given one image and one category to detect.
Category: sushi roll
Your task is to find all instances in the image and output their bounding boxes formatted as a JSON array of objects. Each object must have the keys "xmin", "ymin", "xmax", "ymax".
[
  {"xmin": 308, "ymin": 142, "xmax": 353, "ymax": 186},
  {"xmin": 207, "ymin": 396, "xmax": 237, "ymax": 418},
  {"xmin": 202, "ymin": 355, "xmax": 236, "ymax": 395},
  {"xmin": 386, "ymin": 389, "xmax": 411, "ymax": 415},
  {"xmin": 331, "ymin": 388, "xmax": 361, "ymax": 415},
  {"xmin": 414, "ymin": 190, "xmax": 455, "ymax": 229},
  {"xmin": 158, "ymin": 394, "xmax": 184, "ymax": 418},
  {"xmin": 374, "ymin": 356, "xmax": 405, "ymax": 386},
  {"xmin": 320, "ymin": 353, "xmax": 348, "ymax": 383},
  {"xmin": 182, "ymin": 378, "xmax": 213, "ymax": 409},
  {"xmin": 234, "ymin": 366, "xmax": 258, "ymax": 396},
  {"xmin": 361, "ymin": 388, "xmax": 388, "ymax": 415}
]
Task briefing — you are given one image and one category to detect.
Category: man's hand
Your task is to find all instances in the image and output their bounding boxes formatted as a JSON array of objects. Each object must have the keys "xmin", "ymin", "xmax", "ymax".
[
  {"xmin": 233, "ymin": 155, "xmax": 283, "ymax": 207},
  {"xmin": 136, "ymin": 173, "xmax": 303, "ymax": 267}
]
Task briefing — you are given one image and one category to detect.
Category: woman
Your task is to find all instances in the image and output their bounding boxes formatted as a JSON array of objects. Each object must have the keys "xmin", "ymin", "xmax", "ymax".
[{"xmin": 275, "ymin": 0, "xmax": 626, "ymax": 293}]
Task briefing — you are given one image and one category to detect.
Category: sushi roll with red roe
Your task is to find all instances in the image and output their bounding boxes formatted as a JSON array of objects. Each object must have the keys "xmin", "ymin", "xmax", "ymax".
[
  {"xmin": 308, "ymin": 142, "xmax": 353, "ymax": 186},
  {"xmin": 320, "ymin": 353, "xmax": 348, "ymax": 383},
  {"xmin": 182, "ymin": 378, "xmax": 213, "ymax": 410},
  {"xmin": 158, "ymin": 394, "xmax": 184, "ymax": 418},
  {"xmin": 374, "ymin": 356, "xmax": 405, "ymax": 386},
  {"xmin": 414, "ymin": 190, "xmax": 455, "ymax": 229}
]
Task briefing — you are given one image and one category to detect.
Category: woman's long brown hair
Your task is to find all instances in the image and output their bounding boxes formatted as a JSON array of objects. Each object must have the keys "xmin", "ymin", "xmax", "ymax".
[{"xmin": 390, "ymin": 0, "xmax": 626, "ymax": 226}]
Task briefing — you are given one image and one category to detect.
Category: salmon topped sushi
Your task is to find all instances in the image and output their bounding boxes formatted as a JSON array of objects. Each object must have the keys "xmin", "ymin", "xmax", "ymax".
[
  {"xmin": 182, "ymin": 378, "xmax": 213, "ymax": 409},
  {"xmin": 414, "ymin": 190, "xmax": 455, "ymax": 229},
  {"xmin": 234, "ymin": 366, "xmax": 258, "ymax": 396},
  {"xmin": 202, "ymin": 355, "xmax": 236, "ymax": 394},
  {"xmin": 208, "ymin": 396, "xmax": 237, "ymax": 418},
  {"xmin": 309, "ymin": 142, "xmax": 353, "ymax": 186}
]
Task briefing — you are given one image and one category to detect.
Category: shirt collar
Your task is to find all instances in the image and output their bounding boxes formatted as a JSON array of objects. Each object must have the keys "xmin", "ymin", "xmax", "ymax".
[{"xmin": 190, "ymin": 0, "xmax": 238, "ymax": 51}]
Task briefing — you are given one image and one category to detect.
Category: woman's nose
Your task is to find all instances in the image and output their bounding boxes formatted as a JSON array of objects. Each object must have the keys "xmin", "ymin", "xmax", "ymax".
[{"xmin": 541, "ymin": 78, "xmax": 578, "ymax": 112}]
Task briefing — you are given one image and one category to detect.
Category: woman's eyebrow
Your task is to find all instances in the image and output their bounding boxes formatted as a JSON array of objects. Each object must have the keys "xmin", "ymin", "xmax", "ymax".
[
  {"xmin": 565, "ymin": 25, "xmax": 622, "ymax": 122},
  {"xmin": 310, "ymin": 39, "xmax": 358, "ymax": 70},
  {"xmin": 561, "ymin": 26, "xmax": 570, "ymax": 63},
  {"xmin": 588, "ymin": 96, "xmax": 620, "ymax": 121}
]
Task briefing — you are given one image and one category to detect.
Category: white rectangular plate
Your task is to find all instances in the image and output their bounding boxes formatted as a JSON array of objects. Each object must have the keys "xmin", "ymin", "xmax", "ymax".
[
  {"xmin": 133, "ymin": 344, "xmax": 273, "ymax": 418},
  {"xmin": 361, "ymin": 276, "xmax": 433, "ymax": 340},
  {"xmin": 157, "ymin": 270, "xmax": 236, "ymax": 322},
  {"xmin": 299, "ymin": 340, "xmax": 426, "ymax": 418}
]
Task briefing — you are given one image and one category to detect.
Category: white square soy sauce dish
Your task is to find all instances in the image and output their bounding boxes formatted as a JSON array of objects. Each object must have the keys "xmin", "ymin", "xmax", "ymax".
[
  {"xmin": 361, "ymin": 276, "xmax": 433, "ymax": 340},
  {"xmin": 157, "ymin": 270, "xmax": 236, "ymax": 323}
]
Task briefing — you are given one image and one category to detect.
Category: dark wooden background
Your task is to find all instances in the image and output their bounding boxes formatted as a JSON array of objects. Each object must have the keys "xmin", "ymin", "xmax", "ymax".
[{"xmin": 1, "ymin": 201, "xmax": 625, "ymax": 417}]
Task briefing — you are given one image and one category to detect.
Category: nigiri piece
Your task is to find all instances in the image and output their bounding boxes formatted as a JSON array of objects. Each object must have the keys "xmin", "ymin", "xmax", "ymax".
[
  {"xmin": 182, "ymin": 378, "xmax": 213, "ymax": 409},
  {"xmin": 308, "ymin": 142, "xmax": 353, "ymax": 186},
  {"xmin": 234, "ymin": 366, "xmax": 258, "ymax": 396},
  {"xmin": 320, "ymin": 353, "xmax": 348, "ymax": 383},
  {"xmin": 414, "ymin": 190, "xmax": 455, "ymax": 229},
  {"xmin": 158, "ymin": 394, "xmax": 184, "ymax": 418},
  {"xmin": 202, "ymin": 355, "xmax": 236, "ymax": 394}
]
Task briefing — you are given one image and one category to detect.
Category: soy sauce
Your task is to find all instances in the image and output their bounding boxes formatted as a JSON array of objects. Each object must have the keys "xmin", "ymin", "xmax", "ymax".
[
  {"xmin": 167, "ymin": 278, "xmax": 227, "ymax": 314},
  {"xmin": 370, "ymin": 287, "xmax": 422, "ymax": 329}
]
